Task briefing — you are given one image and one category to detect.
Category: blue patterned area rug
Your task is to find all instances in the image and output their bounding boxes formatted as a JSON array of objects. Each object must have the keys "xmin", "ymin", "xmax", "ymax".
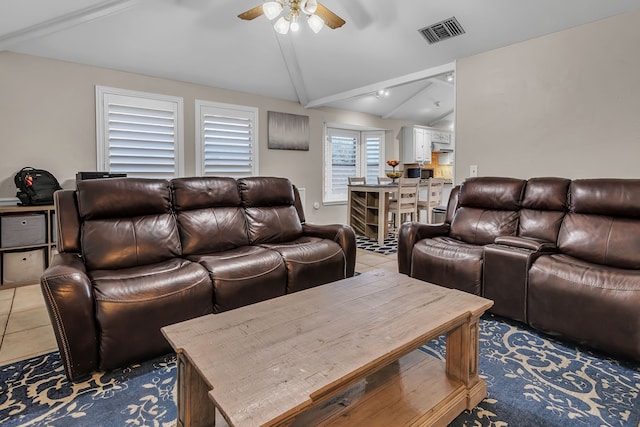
[
  {"xmin": 425, "ymin": 314, "xmax": 640, "ymax": 427},
  {"xmin": 355, "ymin": 233, "xmax": 398, "ymax": 255},
  {"xmin": 1, "ymin": 314, "xmax": 639, "ymax": 426}
]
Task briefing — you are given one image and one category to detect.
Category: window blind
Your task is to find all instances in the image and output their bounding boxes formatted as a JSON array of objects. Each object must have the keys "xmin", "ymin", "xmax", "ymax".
[
  {"xmin": 196, "ymin": 102, "xmax": 257, "ymax": 178},
  {"xmin": 329, "ymin": 132, "xmax": 358, "ymax": 200},
  {"xmin": 324, "ymin": 127, "xmax": 385, "ymax": 204},
  {"xmin": 364, "ymin": 132, "xmax": 382, "ymax": 184},
  {"xmin": 96, "ymin": 87, "xmax": 183, "ymax": 179}
]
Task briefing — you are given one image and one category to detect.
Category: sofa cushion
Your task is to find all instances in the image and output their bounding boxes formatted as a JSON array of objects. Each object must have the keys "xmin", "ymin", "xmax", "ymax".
[
  {"xmin": 558, "ymin": 213, "xmax": 640, "ymax": 269},
  {"xmin": 449, "ymin": 208, "xmax": 519, "ymax": 245},
  {"xmin": 260, "ymin": 236, "xmax": 346, "ymax": 293},
  {"xmin": 189, "ymin": 246, "xmax": 287, "ymax": 313},
  {"xmin": 172, "ymin": 177, "xmax": 241, "ymax": 210},
  {"xmin": 83, "ymin": 214, "xmax": 182, "ymax": 270},
  {"xmin": 78, "ymin": 178, "xmax": 181, "ymax": 270},
  {"xmin": 528, "ymin": 253, "xmax": 640, "ymax": 360},
  {"xmin": 519, "ymin": 177, "xmax": 570, "ymax": 242},
  {"xmin": 89, "ymin": 258, "xmax": 212, "ymax": 371},
  {"xmin": 77, "ymin": 178, "xmax": 172, "ymax": 220},
  {"xmin": 557, "ymin": 179, "xmax": 640, "ymax": 269},
  {"xmin": 570, "ymin": 179, "xmax": 640, "ymax": 217},
  {"xmin": 238, "ymin": 177, "xmax": 303, "ymax": 243},
  {"xmin": 410, "ymin": 236, "xmax": 484, "ymax": 295},
  {"xmin": 172, "ymin": 177, "xmax": 248, "ymax": 255},
  {"xmin": 456, "ymin": 177, "xmax": 525, "ymax": 210},
  {"xmin": 449, "ymin": 177, "xmax": 525, "ymax": 245}
]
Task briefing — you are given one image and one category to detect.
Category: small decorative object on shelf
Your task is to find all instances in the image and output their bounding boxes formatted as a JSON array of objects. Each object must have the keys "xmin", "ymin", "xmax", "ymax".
[{"xmin": 386, "ymin": 160, "xmax": 401, "ymax": 183}]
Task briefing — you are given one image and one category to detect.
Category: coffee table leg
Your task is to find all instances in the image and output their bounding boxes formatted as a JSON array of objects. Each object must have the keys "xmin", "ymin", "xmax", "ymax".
[
  {"xmin": 445, "ymin": 315, "xmax": 486, "ymax": 410},
  {"xmin": 177, "ymin": 352, "xmax": 217, "ymax": 427}
]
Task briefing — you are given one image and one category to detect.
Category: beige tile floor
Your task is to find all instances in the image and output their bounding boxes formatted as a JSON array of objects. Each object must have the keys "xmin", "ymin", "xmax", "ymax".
[
  {"xmin": 0, "ymin": 249, "xmax": 398, "ymax": 366},
  {"xmin": 0, "ymin": 282, "xmax": 58, "ymax": 365}
]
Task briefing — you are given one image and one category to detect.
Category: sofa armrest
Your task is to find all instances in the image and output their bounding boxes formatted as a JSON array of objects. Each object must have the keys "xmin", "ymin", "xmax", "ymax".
[
  {"xmin": 398, "ymin": 222, "xmax": 450, "ymax": 275},
  {"xmin": 494, "ymin": 236, "xmax": 557, "ymax": 253},
  {"xmin": 40, "ymin": 253, "xmax": 98, "ymax": 381},
  {"xmin": 302, "ymin": 223, "xmax": 356, "ymax": 277}
]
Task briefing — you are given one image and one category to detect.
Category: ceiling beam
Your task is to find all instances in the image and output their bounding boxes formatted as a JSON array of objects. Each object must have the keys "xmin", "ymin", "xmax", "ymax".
[
  {"xmin": 304, "ymin": 61, "xmax": 455, "ymax": 109},
  {"xmin": 0, "ymin": 0, "xmax": 136, "ymax": 51},
  {"xmin": 274, "ymin": 33, "xmax": 308, "ymax": 106},
  {"xmin": 429, "ymin": 78, "xmax": 454, "ymax": 88},
  {"xmin": 381, "ymin": 81, "xmax": 433, "ymax": 119},
  {"xmin": 428, "ymin": 109, "xmax": 455, "ymax": 126}
]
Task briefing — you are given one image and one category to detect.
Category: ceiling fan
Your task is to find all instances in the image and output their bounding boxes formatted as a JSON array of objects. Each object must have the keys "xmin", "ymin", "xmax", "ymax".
[{"xmin": 238, "ymin": 0, "xmax": 345, "ymax": 34}]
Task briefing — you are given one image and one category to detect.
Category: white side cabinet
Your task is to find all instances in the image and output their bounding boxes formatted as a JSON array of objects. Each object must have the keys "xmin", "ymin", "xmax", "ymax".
[
  {"xmin": 401, "ymin": 126, "xmax": 432, "ymax": 164},
  {"xmin": 0, "ymin": 205, "xmax": 56, "ymax": 288}
]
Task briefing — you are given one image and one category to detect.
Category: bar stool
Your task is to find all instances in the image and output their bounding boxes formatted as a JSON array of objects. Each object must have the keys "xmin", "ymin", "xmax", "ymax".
[
  {"xmin": 417, "ymin": 178, "xmax": 445, "ymax": 223},
  {"xmin": 388, "ymin": 177, "xmax": 420, "ymax": 233}
]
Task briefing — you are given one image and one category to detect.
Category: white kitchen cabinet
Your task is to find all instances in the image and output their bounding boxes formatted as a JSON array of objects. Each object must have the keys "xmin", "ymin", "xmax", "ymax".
[
  {"xmin": 401, "ymin": 126, "xmax": 432, "ymax": 164},
  {"xmin": 431, "ymin": 131, "xmax": 451, "ymax": 144},
  {"xmin": 438, "ymin": 152, "xmax": 454, "ymax": 165}
]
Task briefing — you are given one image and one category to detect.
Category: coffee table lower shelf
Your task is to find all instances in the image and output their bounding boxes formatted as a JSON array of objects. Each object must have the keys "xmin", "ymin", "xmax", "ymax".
[{"xmin": 179, "ymin": 348, "xmax": 485, "ymax": 427}]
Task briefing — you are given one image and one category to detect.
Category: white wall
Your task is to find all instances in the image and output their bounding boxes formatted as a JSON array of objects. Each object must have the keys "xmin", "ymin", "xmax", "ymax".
[
  {"xmin": 0, "ymin": 52, "xmax": 413, "ymax": 224},
  {"xmin": 455, "ymin": 9, "xmax": 640, "ymax": 183}
]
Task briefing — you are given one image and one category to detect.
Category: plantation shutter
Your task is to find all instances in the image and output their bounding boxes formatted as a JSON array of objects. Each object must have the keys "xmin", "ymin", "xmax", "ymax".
[
  {"xmin": 324, "ymin": 127, "xmax": 385, "ymax": 204},
  {"xmin": 364, "ymin": 131, "xmax": 383, "ymax": 184},
  {"xmin": 96, "ymin": 87, "xmax": 183, "ymax": 179},
  {"xmin": 196, "ymin": 102, "xmax": 258, "ymax": 178},
  {"xmin": 325, "ymin": 128, "xmax": 359, "ymax": 203}
]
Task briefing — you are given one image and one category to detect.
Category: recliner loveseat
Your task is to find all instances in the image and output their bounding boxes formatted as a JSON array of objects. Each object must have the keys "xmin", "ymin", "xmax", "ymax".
[
  {"xmin": 399, "ymin": 176, "xmax": 640, "ymax": 361},
  {"xmin": 41, "ymin": 176, "xmax": 356, "ymax": 380}
]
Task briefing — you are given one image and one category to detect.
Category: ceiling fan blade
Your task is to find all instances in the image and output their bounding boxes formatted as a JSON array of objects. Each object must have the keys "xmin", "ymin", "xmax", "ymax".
[
  {"xmin": 315, "ymin": 3, "xmax": 346, "ymax": 29},
  {"xmin": 238, "ymin": 5, "xmax": 264, "ymax": 21}
]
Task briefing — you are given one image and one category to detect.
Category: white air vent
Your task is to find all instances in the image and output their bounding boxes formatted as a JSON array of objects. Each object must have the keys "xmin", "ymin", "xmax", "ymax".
[{"xmin": 419, "ymin": 17, "xmax": 465, "ymax": 44}]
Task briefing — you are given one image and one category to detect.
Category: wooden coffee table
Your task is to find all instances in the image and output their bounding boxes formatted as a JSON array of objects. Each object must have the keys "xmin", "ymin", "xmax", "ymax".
[{"xmin": 162, "ymin": 270, "xmax": 493, "ymax": 427}]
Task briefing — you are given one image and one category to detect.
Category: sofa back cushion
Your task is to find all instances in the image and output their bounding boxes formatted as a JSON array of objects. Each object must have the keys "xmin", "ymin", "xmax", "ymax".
[
  {"xmin": 449, "ymin": 177, "xmax": 525, "ymax": 245},
  {"xmin": 558, "ymin": 179, "xmax": 640, "ymax": 269},
  {"xmin": 172, "ymin": 177, "xmax": 249, "ymax": 255},
  {"xmin": 77, "ymin": 178, "xmax": 181, "ymax": 270},
  {"xmin": 519, "ymin": 177, "xmax": 570, "ymax": 242},
  {"xmin": 238, "ymin": 177, "xmax": 303, "ymax": 244}
]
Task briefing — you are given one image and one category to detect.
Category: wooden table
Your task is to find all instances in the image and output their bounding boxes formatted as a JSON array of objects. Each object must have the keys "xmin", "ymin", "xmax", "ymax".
[{"xmin": 162, "ymin": 270, "xmax": 493, "ymax": 427}]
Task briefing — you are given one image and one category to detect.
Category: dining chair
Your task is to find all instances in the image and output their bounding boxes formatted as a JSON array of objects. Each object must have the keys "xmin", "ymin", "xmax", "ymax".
[
  {"xmin": 417, "ymin": 177, "xmax": 445, "ymax": 223},
  {"xmin": 388, "ymin": 177, "xmax": 420, "ymax": 233},
  {"xmin": 348, "ymin": 177, "xmax": 366, "ymax": 185},
  {"xmin": 378, "ymin": 176, "xmax": 397, "ymax": 229}
]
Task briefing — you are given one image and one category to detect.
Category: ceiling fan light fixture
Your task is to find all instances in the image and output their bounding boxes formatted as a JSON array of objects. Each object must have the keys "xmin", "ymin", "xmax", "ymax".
[
  {"xmin": 262, "ymin": 1, "xmax": 283, "ymax": 20},
  {"xmin": 303, "ymin": 0, "xmax": 318, "ymax": 14},
  {"xmin": 290, "ymin": 16, "xmax": 300, "ymax": 32},
  {"xmin": 274, "ymin": 16, "xmax": 290, "ymax": 34},
  {"xmin": 308, "ymin": 14, "xmax": 324, "ymax": 33}
]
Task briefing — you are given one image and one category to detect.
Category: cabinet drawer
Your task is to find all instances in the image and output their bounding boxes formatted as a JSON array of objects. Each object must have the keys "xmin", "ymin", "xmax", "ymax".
[
  {"xmin": 1, "ymin": 213, "xmax": 46, "ymax": 248},
  {"xmin": 2, "ymin": 249, "xmax": 45, "ymax": 284}
]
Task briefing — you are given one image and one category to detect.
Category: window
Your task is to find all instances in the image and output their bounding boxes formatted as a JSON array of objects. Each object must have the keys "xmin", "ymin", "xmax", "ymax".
[
  {"xmin": 364, "ymin": 131, "xmax": 383, "ymax": 184},
  {"xmin": 96, "ymin": 86, "xmax": 184, "ymax": 179},
  {"xmin": 323, "ymin": 126, "xmax": 385, "ymax": 204},
  {"xmin": 196, "ymin": 100, "xmax": 258, "ymax": 178}
]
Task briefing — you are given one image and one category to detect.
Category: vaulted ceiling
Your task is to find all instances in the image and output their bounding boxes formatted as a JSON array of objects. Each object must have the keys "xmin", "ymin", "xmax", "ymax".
[{"xmin": 2, "ymin": 0, "xmax": 639, "ymax": 129}]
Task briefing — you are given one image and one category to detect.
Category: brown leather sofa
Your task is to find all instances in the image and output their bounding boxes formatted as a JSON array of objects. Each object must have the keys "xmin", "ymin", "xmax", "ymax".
[
  {"xmin": 399, "ymin": 177, "xmax": 640, "ymax": 361},
  {"xmin": 41, "ymin": 176, "xmax": 356, "ymax": 380}
]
